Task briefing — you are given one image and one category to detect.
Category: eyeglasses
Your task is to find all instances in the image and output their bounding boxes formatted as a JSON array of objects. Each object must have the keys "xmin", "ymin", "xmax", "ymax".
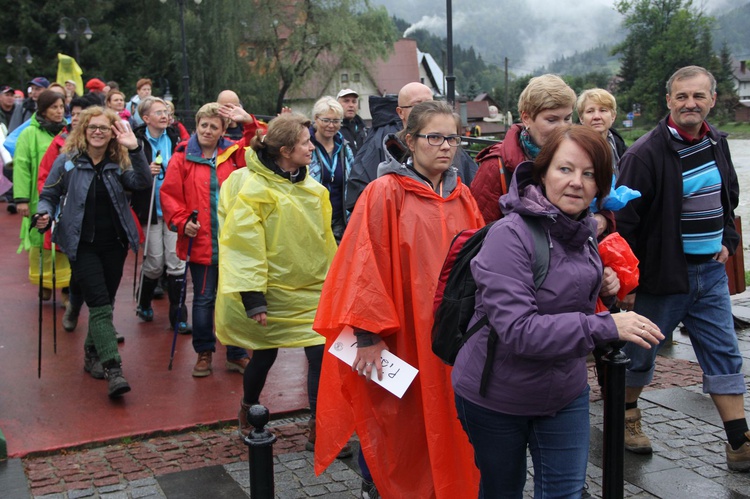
[
  {"xmin": 86, "ymin": 125, "xmax": 112, "ymax": 133},
  {"xmin": 151, "ymin": 110, "xmax": 170, "ymax": 117},
  {"xmin": 317, "ymin": 117, "xmax": 342, "ymax": 126},
  {"xmin": 415, "ymin": 134, "xmax": 462, "ymax": 147}
]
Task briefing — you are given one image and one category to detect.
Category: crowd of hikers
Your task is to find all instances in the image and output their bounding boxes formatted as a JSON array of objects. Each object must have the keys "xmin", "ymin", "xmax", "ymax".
[{"xmin": 1, "ymin": 64, "xmax": 748, "ymax": 498}]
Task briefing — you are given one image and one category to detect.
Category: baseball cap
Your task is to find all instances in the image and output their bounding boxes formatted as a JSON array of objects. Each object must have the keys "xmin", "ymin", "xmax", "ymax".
[
  {"xmin": 86, "ymin": 78, "xmax": 107, "ymax": 92},
  {"xmin": 0, "ymin": 85, "xmax": 14, "ymax": 95},
  {"xmin": 337, "ymin": 88, "xmax": 358, "ymax": 99},
  {"xmin": 28, "ymin": 77, "xmax": 50, "ymax": 88}
]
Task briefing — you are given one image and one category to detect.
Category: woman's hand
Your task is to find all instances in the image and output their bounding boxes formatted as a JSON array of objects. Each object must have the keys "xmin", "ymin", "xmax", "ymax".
[
  {"xmin": 612, "ymin": 311, "xmax": 663, "ymax": 349},
  {"xmin": 112, "ymin": 120, "xmax": 138, "ymax": 151},
  {"xmin": 184, "ymin": 219, "xmax": 201, "ymax": 237},
  {"xmin": 149, "ymin": 161, "xmax": 161, "ymax": 176},
  {"xmin": 593, "ymin": 213, "xmax": 608, "ymax": 237},
  {"xmin": 599, "ymin": 266, "xmax": 620, "ymax": 297},
  {"xmin": 251, "ymin": 312, "xmax": 267, "ymax": 326},
  {"xmin": 616, "ymin": 293, "xmax": 635, "ymax": 311},
  {"xmin": 353, "ymin": 343, "xmax": 389, "ymax": 382},
  {"xmin": 34, "ymin": 213, "xmax": 50, "ymax": 230},
  {"xmin": 17, "ymin": 202, "xmax": 29, "ymax": 217},
  {"xmin": 219, "ymin": 103, "xmax": 251, "ymax": 124}
]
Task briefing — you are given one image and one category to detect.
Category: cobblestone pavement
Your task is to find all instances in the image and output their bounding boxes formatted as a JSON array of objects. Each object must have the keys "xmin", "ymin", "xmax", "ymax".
[{"xmin": 7, "ymin": 294, "xmax": 750, "ymax": 498}]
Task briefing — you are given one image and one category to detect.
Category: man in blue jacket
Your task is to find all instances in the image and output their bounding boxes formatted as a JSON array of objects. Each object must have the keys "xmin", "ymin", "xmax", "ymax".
[{"xmin": 616, "ymin": 65, "xmax": 749, "ymax": 471}]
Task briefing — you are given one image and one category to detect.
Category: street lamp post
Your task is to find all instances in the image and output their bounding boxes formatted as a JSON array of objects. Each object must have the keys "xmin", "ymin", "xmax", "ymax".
[
  {"xmin": 160, "ymin": 0, "xmax": 203, "ymax": 116},
  {"xmin": 5, "ymin": 46, "xmax": 33, "ymax": 90},
  {"xmin": 57, "ymin": 17, "xmax": 93, "ymax": 62},
  {"xmin": 445, "ymin": 0, "xmax": 456, "ymax": 108}
]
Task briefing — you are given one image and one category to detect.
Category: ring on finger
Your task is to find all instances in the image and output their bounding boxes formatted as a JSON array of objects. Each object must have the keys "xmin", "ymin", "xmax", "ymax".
[
  {"xmin": 365, "ymin": 362, "xmax": 372, "ymax": 367},
  {"xmin": 641, "ymin": 323, "xmax": 646, "ymax": 329}
]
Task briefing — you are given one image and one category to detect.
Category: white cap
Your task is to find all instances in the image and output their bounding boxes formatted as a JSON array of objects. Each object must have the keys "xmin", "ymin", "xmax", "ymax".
[{"xmin": 336, "ymin": 88, "xmax": 358, "ymax": 99}]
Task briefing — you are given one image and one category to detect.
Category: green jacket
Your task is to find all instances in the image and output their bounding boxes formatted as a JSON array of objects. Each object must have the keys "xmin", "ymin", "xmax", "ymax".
[{"xmin": 13, "ymin": 113, "xmax": 57, "ymax": 251}]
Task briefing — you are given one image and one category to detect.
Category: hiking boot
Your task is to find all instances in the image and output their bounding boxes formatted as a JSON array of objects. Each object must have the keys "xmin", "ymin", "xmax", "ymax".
[
  {"xmin": 83, "ymin": 346, "xmax": 104, "ymax": 379},
  {"xmin": 226, "ymin": 357, "xmax": 250, "ymax": 374},
  {"xmin": 624, "ymin": 408, "xmax": 652, "ymax": 454},
  {"xmin": 177, "ymin": 322, "xmax": 192, "ymax": 335},
  {"xmin": 726, "ymin": 431, "xmax": 750, "ymax": 471},
  {"xmin": 103, "ymin": 362, "xmax": 131, "ymax": 397},
  {"xmin": 238, "ymin": 399, "xmax": 252, "ymax": 439},
  {"xmin": 153, "ymin": 284, "xmax": 164, "ymax": 299},
  {"xmin": 361, "ymin": 479, "xmax": 380, "ymax": 499},
  {"xmin": 305, "ymin": 418, "xmax": 353, "ymax": 458},
  {"xmin": 62, "ymin": 301, "xmax": 80, "ymax": 332},
  {"xmin": 192, "ymin": 351, "xmax": 213, "ymax": 377},
  {"xmin": 136, "ymin": 306, "xmax": 154, "ymax": 322},
  {"xmin": 40, "ymin": 288, "xmax": 52, "ymax": 301},
  {"xmin": 61, "ymin": 287, "xmax": 70, "ymax": 308}
]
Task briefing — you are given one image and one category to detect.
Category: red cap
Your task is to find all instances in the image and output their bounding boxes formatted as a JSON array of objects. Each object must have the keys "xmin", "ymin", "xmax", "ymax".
[{"xmin": 85, "ymin": 78, "xmax": 106, "ymax": 92}]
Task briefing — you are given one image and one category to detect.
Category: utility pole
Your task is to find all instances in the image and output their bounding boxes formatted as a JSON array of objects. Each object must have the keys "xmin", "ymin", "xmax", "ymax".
[{"xmin": 504, "ymin": 57, "xmax": 509, "ymax": 132}]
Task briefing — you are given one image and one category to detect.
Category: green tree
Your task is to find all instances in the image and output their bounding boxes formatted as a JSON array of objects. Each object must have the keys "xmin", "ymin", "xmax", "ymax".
[
  {"xmin": 247, "ymin": 0, "xmax": 397, "ymax": 113},
  {"xmin": 613, "ymin": 0, "xmax": 717, "ymax": 121},
  {"xmin": 711, "ymin": 42, "xmax": 740, "ymax": 123}
]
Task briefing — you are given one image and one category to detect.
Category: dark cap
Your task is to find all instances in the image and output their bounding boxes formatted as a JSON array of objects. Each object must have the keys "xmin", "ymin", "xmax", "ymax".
[
  {"xmin": 0, "ymin": 85, "xmax": 14, "ymax": 95},
  {"xmin": 28, "ymin": 77, "xmax": 50, "ymax": 88}
]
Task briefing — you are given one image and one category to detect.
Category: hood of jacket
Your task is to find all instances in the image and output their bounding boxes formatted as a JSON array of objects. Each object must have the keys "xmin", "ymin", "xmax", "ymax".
[
  {"xmin": 368, "ymin": 95, "xmax": 401, "ymax": 130},
  {"xmin": 500, "ymin": 160, "xmax": 596, "ymax": 248},
  {"xmin": 376, "ymin": 133, "xmax": 458, "ymax": 198}
]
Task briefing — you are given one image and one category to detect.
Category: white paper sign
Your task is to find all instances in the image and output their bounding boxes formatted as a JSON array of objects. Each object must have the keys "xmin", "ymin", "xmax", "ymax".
[{"xmin": 328, "ymin": 327, "xmax": 418, "ymax": 398}]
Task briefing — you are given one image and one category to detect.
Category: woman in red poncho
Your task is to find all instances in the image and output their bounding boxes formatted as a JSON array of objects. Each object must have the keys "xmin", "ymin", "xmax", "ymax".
[{"xmin": 313, "ymin": 101, "xmax": 484, "ymax": 498}]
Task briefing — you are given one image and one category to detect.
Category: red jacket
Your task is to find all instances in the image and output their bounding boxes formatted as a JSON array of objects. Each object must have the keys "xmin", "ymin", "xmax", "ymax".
[
  {"xmin": 160, "ymin": 135, "xmax": 247, "ymax": 265},
  {"xmin": 470, "ymin": 123, "xmax": 527, "ymax": 223}
]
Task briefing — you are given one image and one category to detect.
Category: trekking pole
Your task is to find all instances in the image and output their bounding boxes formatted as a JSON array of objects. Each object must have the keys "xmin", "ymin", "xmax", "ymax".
[
  {"xmin": 601, "ymin": 341, "xmax": 629, "ymax": 499},
  {"xmin": 168, "ymin": 210, "xmax": 198, "ymax": 370},
  {"xmin": 31, "ymin": 212, "xmax": 48, "ymax": 379},
  {"xmin": 50, "ymin": 221, "xmax": 57, "ymax": 354},
  {"xmin": 136, "ymin": 170, "xmax": 159, "ymax": 307},
  {"xmin": 132, "ymin": 249, "xmax": 139, "ymax": 300}
]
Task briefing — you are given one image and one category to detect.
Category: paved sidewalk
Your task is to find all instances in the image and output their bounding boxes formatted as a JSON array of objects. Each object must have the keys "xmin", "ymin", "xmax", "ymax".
[{"xmin": 4, "ymin": 293, "xmax": 750, "ymax": 498}]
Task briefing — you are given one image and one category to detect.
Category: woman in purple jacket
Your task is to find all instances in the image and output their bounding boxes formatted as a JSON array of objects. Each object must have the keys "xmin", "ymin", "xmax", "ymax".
[{"xmin": 451, "ymin": 125, "xmax": 664, "ymax": 498}]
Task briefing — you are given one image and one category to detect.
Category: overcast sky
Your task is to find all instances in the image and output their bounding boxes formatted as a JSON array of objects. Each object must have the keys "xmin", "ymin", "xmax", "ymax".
[{"xmin": 371, "ymin": 0, "xmax": 743, "ymax": 71}]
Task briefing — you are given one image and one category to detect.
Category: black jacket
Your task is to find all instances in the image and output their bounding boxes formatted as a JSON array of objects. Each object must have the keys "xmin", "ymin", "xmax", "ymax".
[
  {"xmin": 340, "ymin": 114, "xmax": 367, "ymax": 155},
  {"xmin": 130, "ymin": 123, "xmax": 181, "ymax": 224},
  {"xmin": 615, "ymin": 117, "xmax": 739, "ymax": 295}
]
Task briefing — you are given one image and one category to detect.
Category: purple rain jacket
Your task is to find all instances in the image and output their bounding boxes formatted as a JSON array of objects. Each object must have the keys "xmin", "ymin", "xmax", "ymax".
[{"xmin": 452, "ymin": 161, "xmax": 619, "ymax": 417}]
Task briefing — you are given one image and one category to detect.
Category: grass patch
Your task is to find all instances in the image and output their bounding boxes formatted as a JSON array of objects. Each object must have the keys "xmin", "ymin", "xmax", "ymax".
[
  {"xmin": 620, "ymin": 122, "xmax": 750, "ymax": 146},
  {"xmin": 745, "ymin": 270, "xmax": 750, "ymax": 287}
]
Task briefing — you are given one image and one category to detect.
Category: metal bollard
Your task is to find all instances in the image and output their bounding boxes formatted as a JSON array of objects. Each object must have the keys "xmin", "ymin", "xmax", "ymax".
[
  {"xmin": 244, "ymin": 404, "xmax": 277, "ymax": 499},
  {"xmin": 600, "ymin": 342, "xmax": 630, "ymax": 499}
]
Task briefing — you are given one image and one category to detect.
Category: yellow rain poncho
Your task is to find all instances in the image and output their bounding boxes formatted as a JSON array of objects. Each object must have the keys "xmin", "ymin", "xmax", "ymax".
[{"xmin": 215, "ymin": 149, "xmax": 336, "ymax": 350}]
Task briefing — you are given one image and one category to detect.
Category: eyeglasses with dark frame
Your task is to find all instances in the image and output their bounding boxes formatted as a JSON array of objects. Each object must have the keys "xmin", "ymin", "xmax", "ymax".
[
  {"xmin": 86, "ymin": 125, "xmax": 112, "ymax": 133},
  {"xmin": 415, "ymin": 133, "xmax": 462, "ymax": 147}
]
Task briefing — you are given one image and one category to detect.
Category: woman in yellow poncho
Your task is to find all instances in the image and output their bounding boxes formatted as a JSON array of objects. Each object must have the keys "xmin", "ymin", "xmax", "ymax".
[{"xmin": 216, "ymin": 113, "xmax": 344, "ymax": 453}]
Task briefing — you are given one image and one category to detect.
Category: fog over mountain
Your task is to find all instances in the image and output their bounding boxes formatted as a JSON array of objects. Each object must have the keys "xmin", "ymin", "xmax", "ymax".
[{"xmin": 372, "ymin": 0, "xmax": 741, "ymax": 72}]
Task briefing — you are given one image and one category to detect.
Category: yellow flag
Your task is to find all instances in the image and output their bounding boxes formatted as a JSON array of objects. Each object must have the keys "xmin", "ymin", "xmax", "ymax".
[{"xmin": 56, "ymin": 53, "xmax": 83, "ymax": 96}]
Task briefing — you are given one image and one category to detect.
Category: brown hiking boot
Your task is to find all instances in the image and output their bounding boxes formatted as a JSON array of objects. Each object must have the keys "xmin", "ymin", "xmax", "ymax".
[
  {"xmin": 726, "ymin": 431, "xmax": 750, "ymax": 471},
  {"xmin": 238, "ymin": 399, "xmax": 252, "ymax": 439},
  {"xmin": 625, "ymin": 408, "xmax": 652, "ymax": 454},
  {"xmin": 192, "ymin": 351, "xmax": 213, "ymax": 377}
]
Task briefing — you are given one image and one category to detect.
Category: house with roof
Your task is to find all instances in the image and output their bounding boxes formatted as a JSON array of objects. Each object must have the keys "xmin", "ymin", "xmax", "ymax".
[
  {"xmin": 285, "ymin": 38, "xmax": 446, "ymax": 122},
  {"xmin": 732, "ymin": 59, "xmax": 750, "ymax": 122}
]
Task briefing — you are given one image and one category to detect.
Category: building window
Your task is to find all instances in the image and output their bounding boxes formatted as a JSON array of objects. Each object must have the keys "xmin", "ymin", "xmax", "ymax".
[
  {"xmin": 341, "ymin": 73, "xmax": 349, "ymax": 83},
  {"xmin": 353, "ymin": 73, "xmax": 360, "ymax": 83},
  {"xmin": 265, "ymin": 48, "xmax": 273, "ymax": 59}
]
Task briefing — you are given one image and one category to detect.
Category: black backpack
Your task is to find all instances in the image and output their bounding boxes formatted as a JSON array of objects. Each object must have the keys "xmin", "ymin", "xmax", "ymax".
[{"xmin": 431, "ymin": 215, "xmax": 552, "ymax": 397}]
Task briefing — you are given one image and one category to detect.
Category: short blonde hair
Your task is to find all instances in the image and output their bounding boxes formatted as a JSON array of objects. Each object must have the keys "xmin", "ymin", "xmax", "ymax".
[
  {"xmin": 195, "ymin": 102, "xmax": 228, "ymax": 128},
  {"xmin": 518, "ymin": 74, "xmax": 576, "ymax": 120},
  {"xmin": 312, "ymin": 96, "xmax": 343, "ymax": 121},
  {"xmin": 576, "ymin": 88, "xmax": 617, "ymax": 119}
]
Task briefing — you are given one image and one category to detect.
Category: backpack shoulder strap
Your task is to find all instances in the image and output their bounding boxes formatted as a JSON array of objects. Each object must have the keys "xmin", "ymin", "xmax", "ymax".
[
  {"xmin": 497, "ymin": 156, "xmax": 512, "ymax": 196},
  {"xmin": 519, "ymin": 215, "xmax": 550, "ymax": 290}
]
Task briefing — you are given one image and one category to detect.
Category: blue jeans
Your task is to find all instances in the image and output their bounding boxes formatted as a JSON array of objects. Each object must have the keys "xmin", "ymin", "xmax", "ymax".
[
  {"xmin": 624, "ymin": 259, "xmax": 745, "ymax": 394},
  {"xmin": 189, "ymin": 263, "xmax": 247, "ymax": 360},
  {"xmin": 456, "ymin": 388, "xmax": 590, "ymax": 499}
]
